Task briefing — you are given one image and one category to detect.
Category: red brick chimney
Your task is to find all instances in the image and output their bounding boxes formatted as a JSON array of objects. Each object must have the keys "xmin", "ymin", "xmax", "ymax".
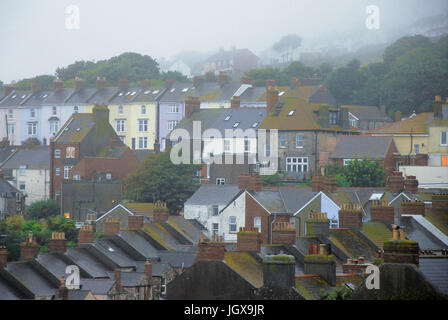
[
  {"xmin": 52, "ymin": 79, "xmax": 64, "ymax": 91},
  {"xmin": 241, "ymin": 76, "xmax": 252, "ymax": 85},
  {"xmin": 238, "ymin": 173, "xmax": 262, "ymax": 192},
  {"xmin": 266, "ymin": 80, "xmax": 279, "ymax": 114},
  {"xmin": 230, "ymin": 96, "xmax": 240, "ymax": 109},
  {"xmin": 78, "ymin": 225, "xmax": 95, "ymax": 244},
  {"xmin": 432, "ymin": 194, "xmax": 448, "ymax": 216},
  {"xmin": 144, "ymin": 259, "xmax": 153, "ymax": 285},
  {"xmin": 311, "ymin": 173, "xmax": 323, "ymax": 192},
  {"xmin": 114, "ymin": 268, "xmax": 122, "ymax": 294},
  {"xmin": 0, "ymin": 246, "xmax": 7, "ymax": 270},
  {"xmin": 184, "ymin": 96, "xmax": 200, "ymax": 118},
  {"xmin": 74, "ymin": 77, "xmax": 84, "ymax": 90},
  {"xmin": 370, "ymin": 200, "xmax": 395, "ymax": 225},
  {"xmin": 195, "ymin": 236, "xmax": 225, "ymax": 262},
  {"xmin": 237, "ymin": 227, "xmax": 261, "ymax": 252},
  {"xmin": 20, "ymin": 232, "xmax": 39, "ymax": 260},
  {"xmin": 395, "ymin": 110, "xmax": 402, "ymax": 122},
  {"xmin": 217, "ymin": 71, "xmax": 230, "ymax": 87},
  {"xmin": 165, "ymin": 78, "xmax": 174, "ymax": 88},
  {"xmin": 4, "ymin": 84, "xmax": 14, "ymax": 96},
  {"xmin": 104, "ymin": 218, "xmax": 120, "ymax": 235},
  {"xmin": 338, "ymin": 203, "xmax": 363, "ymax": 231},
  {"xmin": 153, "ymin": 201, "xmax": 169, "ymax": 223},
  {"xmin": 401, "ymin": 200, "xmax": 425, "ymax": 216},
  {"xmin": 30, "ymin": 81, "xmax": 42, "ymax": 93},
  {"xmin": 50, "ymin": 232, "xmax": 67, "ymax": 253},
  {"xmin": 272, "ymin": 222, "xmax": 296, "ymax": 245},
  {"xmin": 96, "ymin": 77, "xmax": 107, "ymax": 90},
  {"xmin": 404, "ymin": 175, "xmax": 419, "ymax": 194},
  {"xmin": 193, "ymin": 76, "xmax": 202, "ymax": 88},
  {"xmin": 291, "ymin": 77, "xmax": 301, "ymax": 89},
  {"xmin": 323, "ymin": 176, "xmax": 338, "ymax": 193},
  {"xmin": 128, "ymin": 215, "xmax": 144, "ymax": 230},
  {"xmin": 388, "ymin": 171, "xmax": 404, "ymax": 193},
  {"xmin": 118, "ymin": 79, "xmax": 129, "ymax": 91}
]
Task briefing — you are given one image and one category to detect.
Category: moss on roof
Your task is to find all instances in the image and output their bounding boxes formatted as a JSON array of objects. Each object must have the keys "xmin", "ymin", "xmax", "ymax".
[
  {"xmin": 142, "ymin": 224, "xmax": 175, "ymax": 251},
  {"xmin": 369, "ymin": 112, "xmax": 432, "ymax": 134},
  {"xmin": 362, "ymin": 221, "xmax": 392, "ymax": 249},
  {"xmin": 224, "ymin": 252, "xmax": 263, "ymax": 288},
  {"xmin": 200, "ymin": 90, "xmax": 220, "ymax": 101}
]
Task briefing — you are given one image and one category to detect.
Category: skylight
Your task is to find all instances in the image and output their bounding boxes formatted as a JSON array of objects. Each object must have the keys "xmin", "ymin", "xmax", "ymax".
[
  {"xmin": 182, "ymin": 88, "xmax": 189, "ymax": 92},
  {"xmin": 233, "ymin": 122, "xmax": 240, "ymax": 128},
  {"xmin": 119, "ymin": 92, "xmax": 124, "ymax": 96},
  {"xmin": 144, "ymin": 90, "xmax": 151, "ymax": 94},
  {"xmin": 369, "ymin": 193, "xmax": 384, "ymax": 200},
  {"xmin": 153, "ymin": 90, "xmax": 159, "ymax": 94},
  {"xmin": 278, "ymin": 91, "xmax": 285, "ymax": 96},
  {"xmin": 125, "ymin": 91, "xmax": 131, "ymax": 96},
  {"xmin": 12, "ymin": 94, "xmax": 17, "ymax": 98},
  {"xmin": 170, "ymin": 88, "xmax": 175, "ymax": 92},
  {"xmin": 224, "ymin": 115, "xmax": 231, "ymax": 121},
  {"xmin": 22, "ymin": 94, "xmax": 27, "ymax": 98},
  {"xmin": 131, "ymin": 91, "xmax": 136, "ymax": 95},
  {"xmin": 288, "ymin": 110, "xmax": 295, "ymax": 116},
  {"xmin": 252, "ymin": 122, "xmax": 258, "ymax": 128}
]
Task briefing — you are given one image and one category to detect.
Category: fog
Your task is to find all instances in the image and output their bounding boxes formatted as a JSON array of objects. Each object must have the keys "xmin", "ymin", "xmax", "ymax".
[{"xmin": 0, "ymin": 0, "xmax": 447, "ymax": 83}]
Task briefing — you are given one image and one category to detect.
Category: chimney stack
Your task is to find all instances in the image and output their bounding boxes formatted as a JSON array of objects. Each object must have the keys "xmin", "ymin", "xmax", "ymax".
[
  {"xmin": 387, "ymin": 171, "xmax": 404, "ymax": 194},
  {"xmin": 370, "ymin": 200, "xmax": 395, "ymax": 225},
  {"xmin": 311, "ymin": 173, "xmax": 323, "ymax": 192},
  {"xmin": 4, "ymin": 84, "xmax": 14, "ymax": 96},
  {"xmin": 241, "ymin": 76, "xmax": 252, "ymax": 85},
  {"xmin": 144, "ymin": 259, "xmax": 153, "ymax": 285},
  {"xmin": 305, "ymin": 212, "xmax": 330, "ymax": 238},
  {"xmin": 184, "ymin": 96, "xmax": 200, "ymax": 118},
  {"xmin": 52, "ymin": 79, "xmax": 64, "ymax": 91},
  {"xmin": 195, "ymin": 235, "xmax": 225, "ymax": 262},
  {"xmin": 153, "ymin": 201, "xmax": 169, "ymax": 222},
  {"xmin": 165, "ymin": 78, "xmax": 174, "ymax": 88},
  {"xmin": 262, "ymin": 254, "xmax": 295, "ymax": 291},
  {"xmin": 272, "ymin": 222, "xmax": 296, "ymax": 245},
  {"xmin": 140, "ymin": 79, "xmax": 151, "ymax": 88},
  {"xmin": 30, "ymin": 80, "xmax": 42, "ymax": 93},
  {"xmin": 78, "ymin": 225, "xmax": 95, "ymax": 244},
  {"xmin": 20, "ymin": 232, "xmax": 39, "ymax": 260},
  {"xmin": 0, "ymin": 246, "xmax": 7, "ymax": 270},
  {"xmin": 404, "ymin": 175, "xmax": 419, "ymax": 194},
  {"xmin": 193, "ymin": 76, "xmax": 202, "ymax": 88},
  {"xmin": 118, "ymin": 79, "xmax": 129, "ymax": 91},
  {"xmin": 384, "ymin": 225, "xmax": 419, "ymax": 266},
  {"xmin": 104, "ymin": 218, "xmax": 120, "ymax": 235},
  {"xmin": 291, "ymin": 77, "xmax": 300, "ymax": 89},
  {"xmin": 431, "ymin": 193, "xmax": 448, "ymax": 216},
  {"xmin": 266, "ymin": 80, "xmax": 279, "ymax": 114},
  {"xmin": 114, "ymin": 268, "xmax": 122, "ymax": 294},
  {"xmin": 237, "ymin": 227, "xmax": 262, "ymax": 252},
  {"xmin": 230, "ymin": 96, "xmax": 240, "ymax": 109},
  {"xmin": 238, "ymin": 173, "xmax": 262, "ymax": 192},
  {"xmin": 74, "ymin": 77, "xmax": 84, "ymax": 91},
  {"xmin": 338, "ymin": 203, "xmax": 363, "ymax": 231},
  {"xmin": 304, "ymin": 251, "xmax": 336, "ymax": 286},
  {"xmin": 96, "ymin": 77, "xmax": 107, "ymax": 90},
  {"xmin": 128, "ymin": 215, "xmax": 144, "ymax": 230},
  {"xmin": 58, "ymin": 277, "xmax": 69, "ymax": 300},
  {"xmin": 50, "ymin": 232, "xmax": 67, "ymax": 252},
  {"xmin": 217, "ymin": 71, "xmax": 229, "ymax": 87},
  {"xmin": 395, "ymin": 110, "xmax": 402, "ymax": 122},
  {"xmin": 401, "ymin": 200, "xmax": 425, "ymax": 216}
]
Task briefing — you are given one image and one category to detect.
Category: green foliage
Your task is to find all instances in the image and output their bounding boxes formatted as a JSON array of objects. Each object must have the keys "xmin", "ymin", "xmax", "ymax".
[
  {"xmin": 320, "ymin": 287, "xmax": 353, "ymax": 300},
  {"xmin": 260, "ymin": 173, "xmax": 283, "ymax": 186},
  {"xmin": 383, "ymin": 35, "xmax": 432, "ymax": 66},
  {"xmin": 22, "ymin": 137, "xmax": 41, "ymax": 147},
  {"xmin": 25, "ymin": 199, "xmax": 60, "ymax": 220},
  {"xmin": 14, "ymin": 75, "xmax": 56, "ymax": 91},
  {"xmin": 124, "ymin": 150, "xmax": 202, "ymax": 214},
  {"xmin": 272, "ymin": 34, "xmax": 302, "ymax": 53},
  {"xmin": 161, "ymin": 71, "xmax": 189, "ymax": 82},
  {"xmin": 322, "ymin": 159, "xmax": 385, "ymax": 187},
  {"xmin": 245, "ymin": 62, "xmax": 319, "ymax": 86},
  {"xmin": 373, "ymin": 258, "xmax": 384, "ymax": 266}
]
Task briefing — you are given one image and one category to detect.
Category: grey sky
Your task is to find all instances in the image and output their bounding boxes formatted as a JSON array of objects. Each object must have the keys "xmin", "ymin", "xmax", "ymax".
[{"xmin": 0, "ymin": 0, "xmax": 446, "ymax": 83}]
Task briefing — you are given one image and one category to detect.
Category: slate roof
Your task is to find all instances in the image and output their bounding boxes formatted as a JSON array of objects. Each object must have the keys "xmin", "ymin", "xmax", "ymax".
[
  {"xmin": 157, "ymin": 251, "xmax": 197, "ymax": 268},
  {"xmin": 223, "ymin": 251, "xmax": 263, "ymax": 288},
  {"xmin": 22, "ymin": 91, "xmax": 53, "ymax": 106},
  {"xmin": 41, "ymin": 88, "xmax": 75, "ymax": 105},
  {"xmin": 55, "ymin": 113, "xmax": 95, "ymax": 143},
  {"xmin": 167, "ymin": 216, "xmax": 202, "ymax": 244},
  {"xmin": 159, "ymin": 83, "xmax": 194, "ymax": 102},
  {"xmin": 106, "ymin": 271, "xmax": 147, "ymax": 287},
  {"xmin": 143, "ymin": 222, "xmax": 192, "ymax": 250},
  {"xmin": 133, "ymin": 87, "xmax": 166, "ymax": 103},
  {"xmin": 307, "ymin": 85, "xmax": 337, "ymax": 106},
  {"xmin": 398, "ymin": 216, "xmax": 448, "ymax": 250},
  {"xmin": 369, "ymin": 112, "xmax": 433, "ymax": 134},
  {"xmin": 184, "ymin": 184, "xmax": 241, "ymax": 206},
  {"xmin": 66, "ymin": 290, "xmax": 92, "ymax": 300},
  {"xmin": 0, "ymin": 274, "xmax": 28, "ymax": 300},
  {"xmin": 117, "ymin": 230, "xmax": 161, "ymax": 258},
  {"xmin": 329, "ymin": 136, "xmax": 395, "ymax": 159},
  {"xmin": 86, "ymin": 87, "xmax": 119, "ymax": 105},
  {"xmin": 0, "ymin": 177, "xmax": 21, "ymax": 196},
  {"xmin": 92, "ymin": 238, "xmax": 140, "ymax": 269},
  {"xmin": 66, "ymin": 247, "xmax": 113, "ymax": 278},
  {"xmin": 0, "ymin": 90, "xmax": 32, "ymax": 107},
  {"xmin": 1, "ymin": 147, "xmax": 50, "ymax": 170},
  {"xmin": 81, "ymin": 279, "xmax": 115, "ymax": 295},
  {"xmin": 295, "ymin": 275, "xmax": 332, "ymax": 299},
  {"xmin": 419, "ymin": 257, "xmax": 448, "ymax": 295},
  {"xmin": 237, "ymin": 86, "xmax": 266, "ymax": 103},
  {"xmin": 342, "ymin": 105, "xmax": 391, "ymax": 121},
  {"xmin": 36, "ymin": 252, "xmax": 86, "ymax": 280},
  {"xmin": 0, "ymin": 146, "xmax": 21, "ymax": 166},
  {"xmin": 107, "ymin": 87, "xmax": 144, "ymax": 105},
  {"xmin": 329, "ymin": 229, "xmax": 377, "ymax": 261},
  {"xmin": 174, "ymin": 109, "xmax": 223, "ymax": 135},
  {"xmin": 5, "ymin": 262, "xmax": 58, "ymax": 297},
  {"xmin": 212, "ymin": 107, "xmax": 266, "ymax": 134},
  {"xmin": 64, "ymin": 87, "xmax": 97, "ymax": 104},
  {"xmin": 187, "ymin": 81, "xmax": 241, "ymax": 102}
]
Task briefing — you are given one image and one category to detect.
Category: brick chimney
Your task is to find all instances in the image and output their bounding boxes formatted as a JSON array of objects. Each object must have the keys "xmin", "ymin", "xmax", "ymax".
[
  {"xmin": 0, "ymin": 246, "xmax": 7, "ymax": 270},
  {"xmin": 311, "ymin": 173, "xmax": 323, "ymax": 192},
  {"xmin": 317, "ymin": 105, "xmax": 330, "ymax": 128},
  {"xmin": 185, "ymin": 96, "xmax": 200, "ymax": 118},
  {"xmin": 395, "ymin": 110, "xmax": 402, "ymax": 122},
  {"xmin": 272, "ymin": 222, "xmax": 296, "ymax": 245},
  {"xmin": 30, "ymin": 80, "xmax": 42, "ymax": 93},
  {"xmin": 323, "ymin": 176, "xmax": 337, "ymax": 193},
  {"xmin": 20, "ymin": 232, "xmax": 39, "ymax": 260},
  {"xmin": 104, "ymin": 218, "xmax": 120, "ymax": 235},
  {"xmin": 140, "ymin": 79, "xmax": 151, "ymax": 88},
  {"xmin": 383, "ymin": 226, "xmax": 419, "ymax": 266},
  {"xmin": 237, "ymin": 227, "xmax": 262, "ymax": 252},
  {"xmin": 52, "ymin": 79, "xmax": 64, "ymax": 91},
  {"xmin": 118, "ymin": 79, "xmax": 129, "ymax": 91},
  {"xmin": 338, "ymin": 203, "xmax": 363, "ymax": 231},
  {"xmin": 304, "ymin": 247, "xmax": 336, "ymax": 286},
  {"xmin": 153, "ymin": 201, "xmax": 169, "ymax": 222},
  {"xmin": 165, "ymin": 78, "xmax": 174, "ymax": 88},
  {"xmin": 401, "ymin": 200, "xmax": 425, "ymax": 216},
  {"xmin": 370, "ymin": 200, "xmax": 395, "ymax": 225},
  {"xmin": 404, "ymin": 175, "xmax": 418, "ymax": 194},
  {"xmin": 305, "ymin": 212, "xmax": 330, "ymax": 237},
  {"xmin": 266, "ymin": 80, "xmax": 279, "ymax": 114},
  {"xmin": 78, "ymin": 225, "xmax": 95, "ymax": 244},
  {"xmin": 262, "ymin": 254, "xmax": 295, "ymax": 290},
  {"xmin": 238, "ymin": 173, "xmax": 262, "ymax": 192},
  {"xmin": 431, "ymin": 193, "xmax": 448, "ymax": 216},
  {"xmin": 144, "ymin": 259, "xmax": 153, "ymax": 285},
  {"xmin": 58, "ymin": 277, "xmax": 68, "ymax": 300},
  {"xmin": 114, "ymin": 268, "xmax": 122, "ymax": 294},
  {"xmin": 193, "ymin": 76, "xmax": 202, "ymax": 88},
  {"xmin": 4, "ymin": 84, "xmax": 14, "ymax": 96},
  {"xmin": 434, "ymin": 96, "xmax": 443, "ymax": 119},
  {"xmin": 217, "ymin": 71, "xmax": 229, "ymax": 87},
  {"xmin": 92, "ymin": 104, "xmax": 109, "ymax": 124},
  {"xmin": 74, "ymin": 77, "xmax": 84, "ymax": 90},
  {"xmin": 387, "ymin": 171, "xmax": 404, "ymax": 194},
  {"xmin": 128, "ymin": 215, "xmax": 144, "ymax": 230},
  {"xmin": 96, "ymin": 77, "xmax": 107, "ymax": 90},
  {"xmin": 230, "ymin": 96, "xmax": 240, "ymax": 109},
  {"xmin": 50, "ymin": 232, "xmax": 67, "ymax": 252},
  {"xmin": 342, "ymin": 256, "xmax": 369, "ymax": 274},
  {"xmin": 291, "ymin": 77, "xmax": 300, "ymax": 89},
  {"xmin": 240, "ymin": 76, "xmax": 252, "ymax": 85},
  {"xmin": 195, "ymin": 236, "xmax": 225, "ymax": 262}
]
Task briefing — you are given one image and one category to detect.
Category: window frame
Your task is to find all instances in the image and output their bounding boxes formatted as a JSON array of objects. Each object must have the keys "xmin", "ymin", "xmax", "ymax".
[
  {"xmin": 441, "ymin": 131, "xmax": 448, "ymax": 146},
  {"xmin": 229, "ymin": 216, "xmax": 237, "ymax": 233}
]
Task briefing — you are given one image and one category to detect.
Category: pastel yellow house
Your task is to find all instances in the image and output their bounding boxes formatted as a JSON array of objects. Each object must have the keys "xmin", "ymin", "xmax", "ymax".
[
  {"xmin": 86, "ymin": 86, "xmax": 163, "ymax": 150},
  {"xmin": 428, "ymin": 99, "xmax": 448, "ymax": 167}
]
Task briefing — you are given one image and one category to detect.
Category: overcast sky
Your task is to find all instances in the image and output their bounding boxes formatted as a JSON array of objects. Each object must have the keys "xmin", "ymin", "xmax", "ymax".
[{"xmin": 0, "ymin": 0, "xmax": 446, "ymax": 83}]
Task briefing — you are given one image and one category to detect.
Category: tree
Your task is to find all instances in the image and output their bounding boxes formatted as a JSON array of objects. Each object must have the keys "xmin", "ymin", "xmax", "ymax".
[
  {"xmin": 273, "ymin": 34, "xmax": 302, "ymax": 62},
  {"xmin": 25, "ymin": 199, "xmax": 60, "ymax": 220},
  {"xmin": 260, "ymin": 173, "xmax": 283, "ymax": 186},
  {"xmin": 22, "ymin": 137, "xmax": 41, "ymax": 147},
  {"xmin": 161, "ymin": 71, "xmax": 189, "ymax": 82},
  {"xmin": 383, "ymin": 35, "xmax": 432, "ymax": 66},
  {"xmin": 124, "ymin": 150, "xmax": 202, "ymax": 214},
  {"xmin": 343, "ymin": 158, "xmax": 385, "ymax": 187},
  {"xmin": 14, "ymin": 75, "xmax": 56, "ymax": 91}
]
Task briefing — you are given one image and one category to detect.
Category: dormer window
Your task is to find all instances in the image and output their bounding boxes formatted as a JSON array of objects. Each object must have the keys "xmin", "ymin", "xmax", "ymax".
[
  {"xmin": 233, "ymin": 122, "xmax": 240, "ymax": 128},
  {"xmin": 224, "ymin": 115, "xmax": 231, "ymax": 121}
]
